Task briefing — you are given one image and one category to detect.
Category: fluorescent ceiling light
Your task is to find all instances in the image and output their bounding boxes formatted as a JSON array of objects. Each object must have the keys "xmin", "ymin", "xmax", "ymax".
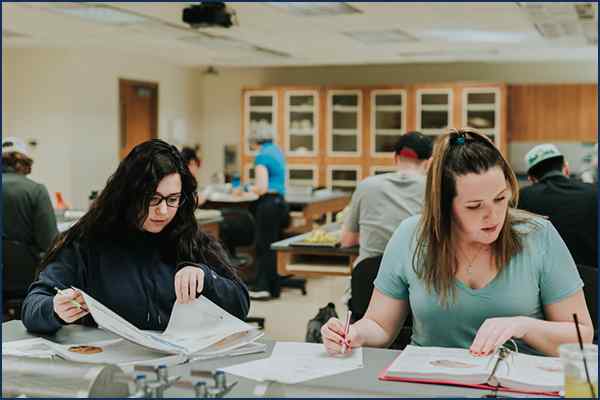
[
  {"xmin": 343, "ymin": 29, "xmax": 417, "ymax": 45},
  {"xmin": 265, "ymin": 2, "xmax": 361, "ymax": 17},
  {"xmin": 179, "ymin": 34, "xmax": 291, "ymax": 58},
  {"xmin": 519, "ymin": 2, "xmax": 596, "ymax": 43},
  {"xmin": 42, "ymin": 4, "xmax": 148, "ymax": 26},
  {"xmin": 423, "ymin": 29, "xmax": 535, "ymax": 43}
]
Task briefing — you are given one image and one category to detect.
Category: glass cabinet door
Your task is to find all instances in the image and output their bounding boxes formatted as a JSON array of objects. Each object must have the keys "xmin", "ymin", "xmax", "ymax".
[
  {"xmin": 463, "ymin": 88, "xmax": 500, "ymax": 147},
  {"xmin": 370, "ymin": 166, "xmax": 396, "ymax": 176},
  {"xmin": 417, "ymin": 89, "xmax": 452, "ymax": 139},
  {"xmin": 327, "ymin": 90, "xmax": 362, "ymax": 156},
  {"xmin": 327, "ymin": 166, "xmax": 361, "ymax": 194},
  {"xmin": 371, "ymin": 90, "xmax": 406, "ymax": 156},
  {"xmin": 244, "ymin": 164, "xmax": 255, "ymax": 184},
  {"xmin": 285, "ymin": 91, "xmax": 318, "ymax": 156},
  {"xmin": 287, "ymin": 165, "xmax": 317, "ymax": 187},
  {"xmin": 244, "ymin": 91, "xmax": 277, "ymax": 155}
]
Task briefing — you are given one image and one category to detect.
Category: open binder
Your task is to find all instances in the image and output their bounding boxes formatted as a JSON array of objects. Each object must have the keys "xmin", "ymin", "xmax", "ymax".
[{"xmin": 378, "ymin": 345, "xmax": 562, "ymax": 396}]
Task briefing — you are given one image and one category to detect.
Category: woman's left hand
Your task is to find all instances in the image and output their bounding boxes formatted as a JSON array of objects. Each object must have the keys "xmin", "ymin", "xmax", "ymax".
[
  {"xmin": 174, "ymin": 266, "xmax": 205, "ymax": 304},
  {"xmin": 470, "ymin": 316, "xmax": 532, "ymax": 356}
]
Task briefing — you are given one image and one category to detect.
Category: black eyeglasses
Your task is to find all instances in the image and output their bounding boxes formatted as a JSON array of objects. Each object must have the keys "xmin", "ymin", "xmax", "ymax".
[{"xmin": 148, "ymin": 193, "xmax": 185, "ymax": 208}]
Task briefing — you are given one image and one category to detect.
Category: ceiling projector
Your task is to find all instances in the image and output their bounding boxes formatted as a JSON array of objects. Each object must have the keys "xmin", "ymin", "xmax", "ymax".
[{"xmin": 182, "ymin": 2, "xmax": 237, "ymax": 28}]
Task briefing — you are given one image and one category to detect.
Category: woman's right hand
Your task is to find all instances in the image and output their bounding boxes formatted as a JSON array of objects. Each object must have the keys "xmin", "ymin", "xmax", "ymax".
[
  {"xmin": 53, "ymin": 288, "xmax": 89, "ymax": 323},
  {"xmin": 321, "ymin": 317, "xmax": 364, "ymax": 355}
]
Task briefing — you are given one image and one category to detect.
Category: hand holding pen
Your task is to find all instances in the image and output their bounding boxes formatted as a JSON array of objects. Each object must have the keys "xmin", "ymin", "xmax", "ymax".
[
  {"xmin": 53, "ymin": 287, "xmax": 89, "ymax": 323},
  {"xmin": 321, "ymin": 310, "xmax": 357, "ymax": 356},
  {"xmin": 341, "ymin": 310, "xmax": 352, "ymax": 354}
]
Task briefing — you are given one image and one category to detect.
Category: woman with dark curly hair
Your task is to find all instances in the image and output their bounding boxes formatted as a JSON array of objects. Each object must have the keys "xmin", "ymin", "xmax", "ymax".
[{"xmin": 22, "ymin": 139, "xmax": 249, "ymax": 334}]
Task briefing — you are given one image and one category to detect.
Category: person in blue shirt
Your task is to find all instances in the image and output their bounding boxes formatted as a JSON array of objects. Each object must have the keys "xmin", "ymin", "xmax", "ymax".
[
  {"xmin": 321, "ymin": 128, "xmax": 593, "ymax": 357},
  {"xmin": 244, "ymin": 130, "xmax": 289, "ymax": 300}
]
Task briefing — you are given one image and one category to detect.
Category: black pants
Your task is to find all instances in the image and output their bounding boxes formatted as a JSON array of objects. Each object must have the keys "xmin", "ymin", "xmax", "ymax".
[{"xmin": 253, "ymin": 194, "xmax": 289, "ymax": 297}]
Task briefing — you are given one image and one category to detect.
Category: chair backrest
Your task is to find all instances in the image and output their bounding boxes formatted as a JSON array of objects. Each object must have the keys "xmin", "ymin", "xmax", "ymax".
[
  {"xmin": 2, "ymin": 239, "xmax": 40, "ymax": 299},
  {"xmin": 577, "ymin": 264, "xmax": 597, "ymax": 337},
  {"xmin": 350, "ymin": 255, "xmax": 384, "ymax": 320},
  {"xmin": 219, "ymin": 208, "xmax": 256, "ymax": 252},
  {"xmin": 350, "ymin": 254, "xmax": 413, "ymax": 349}
]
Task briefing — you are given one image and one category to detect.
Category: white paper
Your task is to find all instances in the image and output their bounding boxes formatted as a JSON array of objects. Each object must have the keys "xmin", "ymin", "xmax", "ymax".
[
  {"xmin": 43, "ymin": 338, "xmax": 184, "ymax": 368},
  {"xmin": 388, "ymin": 346, "xmax": 492, "ymax": 379},
  {"xmin": 78, "ymin": 288, "xmax": 259, "ymax": 356},
  {"xmin": 497, "ymin": 352, "xmax": 563, "ymax": 392},
  {"xmin": 2, "ymin": 338, "xmax": 55, "ymax": 359},
  {"xmin": 161, "ymin": 296, "xmax": 260, "ymax": 355},
  {"xmin": 386, "ymin": 345, "xmax": 563, "ymax": 392},
  {"xmin": 222, "ymin": 342, "xmax": 363, "ymax": 384}
]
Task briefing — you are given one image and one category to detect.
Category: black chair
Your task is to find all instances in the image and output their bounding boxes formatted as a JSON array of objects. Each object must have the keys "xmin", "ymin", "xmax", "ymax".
[
  {"xmin": 219, "ymin": 208, "xmax": 256, "ymax": 269},
  {"xmin": 3, "ymin": 239, "xmax": 40, "ymax": 321},
  {"xmin": 218, "ymin": 208, "xmax": 265, "ymax": 329},
  {"xmin": 577, "ymin": 264, "xmax": 597, "ymax": 342},
  {"xmin": 349, "ymin": 255, "xmax": 413, "ymax": 350}
]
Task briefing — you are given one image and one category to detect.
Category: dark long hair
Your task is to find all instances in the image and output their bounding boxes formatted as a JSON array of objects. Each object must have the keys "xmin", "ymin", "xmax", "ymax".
[{"xmin": 42, "ymin": 139, "xmax": 239, "ymax": 282}]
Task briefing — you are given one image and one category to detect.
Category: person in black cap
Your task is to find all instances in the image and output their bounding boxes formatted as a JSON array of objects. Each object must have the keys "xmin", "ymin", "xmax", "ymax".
[
  {"xmin": 519, "ymin": 143, "xmax": 597, "ymax": 267},
  {"xmin": 340, "ymin": 131, "xmax": 433, "ymax": 265}
]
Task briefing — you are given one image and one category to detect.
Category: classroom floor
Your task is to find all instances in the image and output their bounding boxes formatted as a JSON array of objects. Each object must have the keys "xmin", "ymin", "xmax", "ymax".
[{"xmin": 248, "ymin": 275, "xmax": 349, "ymax": 342}]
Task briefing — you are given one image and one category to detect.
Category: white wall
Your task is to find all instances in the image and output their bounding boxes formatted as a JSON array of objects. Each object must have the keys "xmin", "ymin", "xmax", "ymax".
[
  {"xmin": 4, "ymin": 53, "xmax": 596, "ymax": 197},
  {"xmin": 3, "ymin": 47, "xmax": 203, "ymax": 209},
  {"xmin": 197, "ymin": 61, "xmax": 597, "ymax": 184}
]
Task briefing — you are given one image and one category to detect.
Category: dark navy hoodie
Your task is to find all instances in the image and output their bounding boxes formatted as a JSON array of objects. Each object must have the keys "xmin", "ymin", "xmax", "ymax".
[{"xmin": 21, "ymin": 230, "xmax": 249, "ymax": 334}]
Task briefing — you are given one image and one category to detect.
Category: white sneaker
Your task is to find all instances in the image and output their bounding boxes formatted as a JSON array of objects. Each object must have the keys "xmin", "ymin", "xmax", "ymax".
[{"xmin": 249, "ymin": 289, "xmax": 271, "ymax": 300}]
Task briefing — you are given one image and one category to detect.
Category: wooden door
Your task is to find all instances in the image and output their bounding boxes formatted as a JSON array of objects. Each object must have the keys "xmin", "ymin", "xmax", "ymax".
[{"xmin": 119, "ymin": 79, "xmax": 158, "ymax": 159}]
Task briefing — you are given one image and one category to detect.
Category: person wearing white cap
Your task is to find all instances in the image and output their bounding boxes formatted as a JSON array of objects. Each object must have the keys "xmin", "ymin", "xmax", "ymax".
[
  {"xmin": 519, "ymin": 143, "xmax": 597, "ymax": 267},
  {"xmin": 579, "ymin": 143, "xmax": 598, "ymax": 184},
  {"xmin": 2, "ymin": 137, "xmax": 58, "ymax": 270}
]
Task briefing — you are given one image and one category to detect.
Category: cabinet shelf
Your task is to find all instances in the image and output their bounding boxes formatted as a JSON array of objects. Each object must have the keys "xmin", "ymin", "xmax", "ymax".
[{"xmin": 374, "ymin": 105, "xmax": 404, "ymax": 112}]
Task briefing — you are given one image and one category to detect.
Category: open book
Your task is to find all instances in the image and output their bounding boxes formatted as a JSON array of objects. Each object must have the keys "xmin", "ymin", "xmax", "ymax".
[
  {"xmin": 76, "ymin": 288, "xmax": 263, "ymax": 359},
  {"xmin": 3, "ymin": 336, "xmax": 267, "ymax": 370},
  {"xmin": 379, "ymin": 345, "xmax": 563, "ymax": 396}
]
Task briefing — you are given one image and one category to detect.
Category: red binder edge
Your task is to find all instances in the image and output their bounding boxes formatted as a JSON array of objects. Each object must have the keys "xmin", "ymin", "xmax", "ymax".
[{"xmin": 378, "ymin": 360, "xmax": 561, "ymax": 397}]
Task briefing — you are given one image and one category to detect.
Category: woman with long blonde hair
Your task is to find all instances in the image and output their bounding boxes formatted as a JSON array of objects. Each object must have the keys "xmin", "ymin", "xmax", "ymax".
[{"xmin": 322, "ymin": 128, "xmax": 592, "ymax": 356}]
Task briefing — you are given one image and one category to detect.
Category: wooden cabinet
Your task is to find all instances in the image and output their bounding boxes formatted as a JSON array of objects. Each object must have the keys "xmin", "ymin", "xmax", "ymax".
[
  {"xmin": 508, "ymin": 84, "xmax": 597, "ymax": 142},
  {"xmin": 241, "ymin": 83, "xmax": 509, "ymax": 194}
]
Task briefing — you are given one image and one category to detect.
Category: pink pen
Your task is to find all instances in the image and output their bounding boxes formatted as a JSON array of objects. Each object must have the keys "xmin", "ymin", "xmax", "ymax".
[{"xmin": 341, "ymin": 310, "xmax": 352, "ymax": 354}]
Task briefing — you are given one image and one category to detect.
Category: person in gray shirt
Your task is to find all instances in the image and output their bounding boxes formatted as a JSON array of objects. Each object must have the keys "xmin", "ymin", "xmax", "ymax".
[
  {"xmin": 341, "ymin": 132, "xmax": 433, "ymax": 265},
  {"xmin": 2, "ymin": 137, "xmax": 58, "ymax": 259}
]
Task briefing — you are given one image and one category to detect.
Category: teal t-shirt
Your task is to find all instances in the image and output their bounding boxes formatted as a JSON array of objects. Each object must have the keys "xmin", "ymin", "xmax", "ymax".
[
  {"xmin": 254, "ymin": 142, "xmax": 286, "ymax": 196},
  {"xmin": 374, "ymin": 214, "xmax": 583, "ymax": 355}
]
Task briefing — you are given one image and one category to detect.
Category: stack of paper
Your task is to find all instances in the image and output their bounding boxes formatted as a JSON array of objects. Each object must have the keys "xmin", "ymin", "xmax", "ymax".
[
  {"xmin": 222, "ymin": 342, "xmax": 363, "ymax": 384},
  {"xmin": 12, "ymin": 289, "xmax": 265, "ymax": 368},
  {"xmin": 78, "ymin": 288, "xmax": 263, "ymax": 358},
  {"xmin": 3, "ymin": 338, "xmax": 55, "ymax": 359}
]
